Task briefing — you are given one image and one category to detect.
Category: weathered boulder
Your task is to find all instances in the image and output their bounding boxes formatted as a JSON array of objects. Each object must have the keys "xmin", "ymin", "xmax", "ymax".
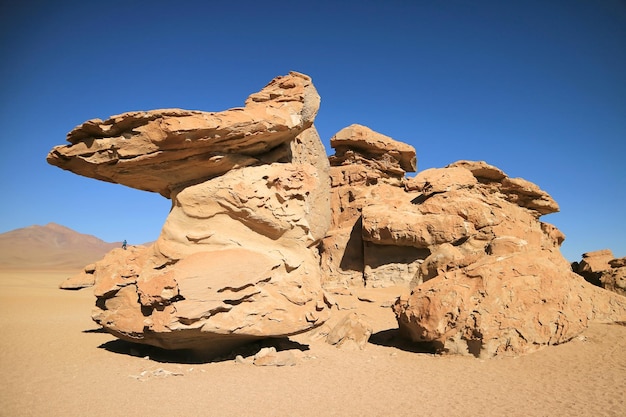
[
  {"xmin": 329, "ymin": 124, "xmax": 416, "ymax": 176},
  {"xmin": 47, "ymin": 71, "xmax": 320, "ymax": 198},
  {"xmin": 252, "ymin": 347, "xmax": 302, "ymax": 366},
  {"xmin": 573, "ymin": 250, "xmax": 626, "ymax": 296},
  {"xmin": 90, "ymin": 150, "xmax": 331, "ymax": 353},
  {"xmin": 394, "ymin": 252, "xmax": 626, "ymax": 358},
  {"xmin": 605, "ymin": 258, "xmax": 626, "ymax": 296},
  {"xmin": 323, "ymin": 312, "xmax": 373, "ymax": 350},
  {"xmin": 392, "ymin": 162, "xmax": 626, "ymax": 357},
  {"xmin": 49, "ymin": 73, "xmax": 331, "ymax": 356},
  {"xmin": 59, "ymin": 263, "xmax": 96, "ymax": 290}
]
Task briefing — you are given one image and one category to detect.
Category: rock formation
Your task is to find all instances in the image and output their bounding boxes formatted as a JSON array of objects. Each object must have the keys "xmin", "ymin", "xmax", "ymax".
[
  {"xmin": 318, "ymin": 125, "xmax": 626, "ymax": 357},
  {"xmin": 391, "ymin": 162, "xmax": 626, "ymax": 357},
  {"xmin": 48, "ymin": 72, "xmax": 626, "ymax": 359},
  {"xmin": 320, "ymin": 124, "xmax": 422, "ymax": 288},
  {"xmin": 59, "ymin": 263, "xmax": 97, "ymax": 290},
  {"xmin": 48, "ymin": 72, "xmax": 332, "ymax": 355},
  {"xmin": 573, "ymin": 249, "xmax": 626, "ymax": 296},
  {"xmin": 47, "ymin": 72, "xmax": 321, "ymax": 198}
]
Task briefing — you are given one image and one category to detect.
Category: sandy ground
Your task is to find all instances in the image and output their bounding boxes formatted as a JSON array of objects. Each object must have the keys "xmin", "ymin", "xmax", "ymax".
[{"xmin": 1, "ymin": 269, "xmax": 625, "ymax": 417}]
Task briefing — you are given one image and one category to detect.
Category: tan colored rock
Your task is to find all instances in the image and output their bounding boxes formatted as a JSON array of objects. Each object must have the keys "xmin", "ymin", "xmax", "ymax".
[
  {"xmin": 325, "ymin": 312, "xmax": 373, "ymax": 350},
  {"xmin": 320, "ymin": 130, "xmax": 626, "ymax": 356},
  {"xmin": 321, "ymin": 126, "xmax": 418, "ymax": 288},
  {"xmin": 46, "ymin": 74, "xmax": 333, "ymax": 356},
  {"xmin": 602, "ymin": 259, "xmax": 626, "ymax": 296},
  {"xmin": 59, "ymin": 263, "xmax": 96, "ymax": 289},
  {"xmin": 405, "ymin": 166, "xmax": 477, "ymax": 193},
  {"xmin": 420, "ymin": 243, "xmax": 466, "ymax": 281},
  {"xmin": 91, "ymin": 160, "xmax": 331, "ymax": 353},
  {"xmin": 329, "ymin": 124, "xmax": 416, "ymax": 175},
  {"xmin": 500, "ymin": 177, "xmax": 559, "ymax": 216},
  {"xmin": 391, "ymin": 163, "xmax": 626, "ymax": 357},
  {"xmin": 319, "ymin": 229, "xmax": 365, "ymax": 288},
  {"xmin": 576, "ymin": 249, "xmax": 614, "ymax": 274},
  {"xmin": 50, "ymin": 72, "xmax": 626, "ymax": 359},
  {"xmin": 486, "ymin": 236, "xmax": 530, "ymax": 256},
  {"xmin": 362, "ymin": 205, "xmax": 476, "ymax": 248},
  {"xmin": 289, "ymin": 126, "xmax": 332, "ymax": 242},
  {"xmin": 47, "ymin": 72, "xmax": 320, "ymax": 198},
  {"xmin": 446, "ymin": 160, "xmax": 506, "ymax": 182},
  {"xmin": 363, "ymin": 242, "xmax": 426, "ymax": 288},
  {"xmin": 252, "ymin": 347, "xmax": 301, "ymax": 366},
  {"xmin": 573, "ymin": 250, "xmax": 626, "ymax": 296},
  {"xmin": 394, "ymin": 252, "xmax": 626, "ymax": 358}
]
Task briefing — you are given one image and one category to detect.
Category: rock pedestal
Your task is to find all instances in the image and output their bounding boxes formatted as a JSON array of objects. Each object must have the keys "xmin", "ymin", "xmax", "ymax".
[{"xmin": 49, "ymin": 73, "xmax": 331, "ymax": 355}]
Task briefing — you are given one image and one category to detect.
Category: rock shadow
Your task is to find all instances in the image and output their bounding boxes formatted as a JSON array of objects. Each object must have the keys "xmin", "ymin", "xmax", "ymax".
[
  {"xmin": 97, "ymin": 337, "xmax": 310, "ymax": 364},
  {"xmin": 82, "ymin": 327, "xmax": 108, "ymax": 334},
  {"xmin": 339, "ymin": 217, "xmax": 365, "ymax": 272},
  {"xmin": 369, "ymin": 328, "xmax": 440, "ymax": 354}
]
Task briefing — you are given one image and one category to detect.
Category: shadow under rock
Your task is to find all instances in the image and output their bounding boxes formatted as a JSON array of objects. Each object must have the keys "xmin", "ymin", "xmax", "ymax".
[
  {"xmin": 82, "ymin": 327, "xmax": 108, "ymax": 334},
  {"xmin": 369, "ymin": 328, "xmax": 440, "ymax": 354},
  {"xmin": 97, "ymin": 337, "xmax": 310, "ymax": 364}
]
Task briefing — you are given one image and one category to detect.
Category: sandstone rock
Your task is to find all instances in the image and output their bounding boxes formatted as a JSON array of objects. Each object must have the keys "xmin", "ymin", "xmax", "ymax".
[
  {"xmin": 90, "ymin": 159, "xmax": 331, "ymax": 353},
  {"xmin": 602, "ymin": 260, "xmax": 626, "ymax": 296},
  {"xmin": 363, "ymin": 242, "xmax": 426, "ymax": 288},
  {"xmin": 446, "ymin": 160, "xmax": 506, "ymax": 182},
  {"xmin": 362, "ymin": 205, "xmax": 476, "ymax": 248},
  {"xmin": 47, "ymin": 72, "xmax": 320, "ymax": 198},
  {"xmin": 59, "ymin": 263, "xmax": 96, "ymax": 289},
  {"xmin": 47, "ymin": 73, "xmax": 332, "ymax": 356},
  {"xmin": 50, "ymin": 72, "xmax": 626, "ymax": 360},
  {"xmin": 573, "ymin": 250, "xmax": 626, "ymax": 296},
  {"xmin": 573, "ymin": 249, "xmax": 614, "ymax": 286},
  {"xmin": 394, "ymin": 252, "xmax": 626, "ymax": 358},
  {"xmin": 253, "ymin": 347, "xmax": 301, "ymax": 366},
  {"xmin": 325, "ymin": 312, "xmax": 373, "ymax": 350},
  {"xmin": 500, "ymin": 177, "xmax": 559, "ymax": 216},
  {"xmin": 329, "ymin": 124, "xmax": 416, "ymax": 176},
  {"xmin": 405, "ymin": 166, "xmax": 477, "ymax": 193},
  {"xmin": 320, "ymin": 126, "xmax": 417, "ymax": 288},
  {"xmin": 320, "ymin": 131, "xmax": 626, "ymax": 356},
  {"xmin": 391, "ymin": 163, "xmax": 626, "ymax": 357}
]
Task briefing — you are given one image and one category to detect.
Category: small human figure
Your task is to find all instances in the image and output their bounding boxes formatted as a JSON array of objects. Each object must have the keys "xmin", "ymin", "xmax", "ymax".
[{"xmin": 122, "ymin": 239, "xmax": 127, "ymax": 250}]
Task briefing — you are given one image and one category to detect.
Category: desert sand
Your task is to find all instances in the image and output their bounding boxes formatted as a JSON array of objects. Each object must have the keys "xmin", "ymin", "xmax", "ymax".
[{"xmin": 1, "ymin": 269, "xmax": 624, "ymax": 417}]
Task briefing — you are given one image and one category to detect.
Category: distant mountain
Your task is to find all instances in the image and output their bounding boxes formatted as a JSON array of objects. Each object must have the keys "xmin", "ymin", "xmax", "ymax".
[{"xmin": 0, "ymin": 223, "xmax": 121, "ymax": 270}]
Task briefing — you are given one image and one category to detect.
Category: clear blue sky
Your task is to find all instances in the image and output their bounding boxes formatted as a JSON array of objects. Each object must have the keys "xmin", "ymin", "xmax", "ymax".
[{"xmin": 1, "ymin": 0, "xmax": 624, "ymax": 261}]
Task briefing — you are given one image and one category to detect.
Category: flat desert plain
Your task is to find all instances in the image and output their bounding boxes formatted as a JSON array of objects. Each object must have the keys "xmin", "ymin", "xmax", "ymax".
[{"xmin": 1, "ymin": 269, "xmax": 625, "ymax": 417}]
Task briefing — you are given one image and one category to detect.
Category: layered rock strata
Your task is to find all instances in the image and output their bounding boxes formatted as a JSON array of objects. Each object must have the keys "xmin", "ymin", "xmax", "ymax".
[
  {"xmin": 320, "ymin": 124, "xmax": 421, "ymax": 288},
  {"xmin": 47, "ymin": 72, "xmax": 321, "ymax": 198}
]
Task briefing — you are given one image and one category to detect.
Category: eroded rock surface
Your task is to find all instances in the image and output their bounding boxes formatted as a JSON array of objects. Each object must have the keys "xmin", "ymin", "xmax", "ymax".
[
  {"xmin": 317, "ymin": 126, "xmax": 626, "ymax": 358},
  {"xmin": 59, "ymin": 263, "xmax": 96, "ymax": 290},
  {"xmin": 320, "ymin": 124, "xmax": 419, "ymax": 288},
  {"xmin": 49, "ymin": 72, "xmax": 626, "ymax": 359},
  {"xmin": 573, "ymin": 250, "xmax": 626, "ymax": 296},
  {"xmin": 392, "ymin": 162, "xmax": 626, "ymax": 358},
  {"xmin": 47, "ymin": 72, "xmax": 320, "ymax": 198},
  {"xmin": 49, "ymin": 73, "xmax": 331, "ymax": 355}
]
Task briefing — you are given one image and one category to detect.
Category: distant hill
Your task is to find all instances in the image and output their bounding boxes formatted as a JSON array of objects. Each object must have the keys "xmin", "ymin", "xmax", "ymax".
[{"xmin": 0, "ymin": 223, "xmax": 121, "ymax": 271}]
